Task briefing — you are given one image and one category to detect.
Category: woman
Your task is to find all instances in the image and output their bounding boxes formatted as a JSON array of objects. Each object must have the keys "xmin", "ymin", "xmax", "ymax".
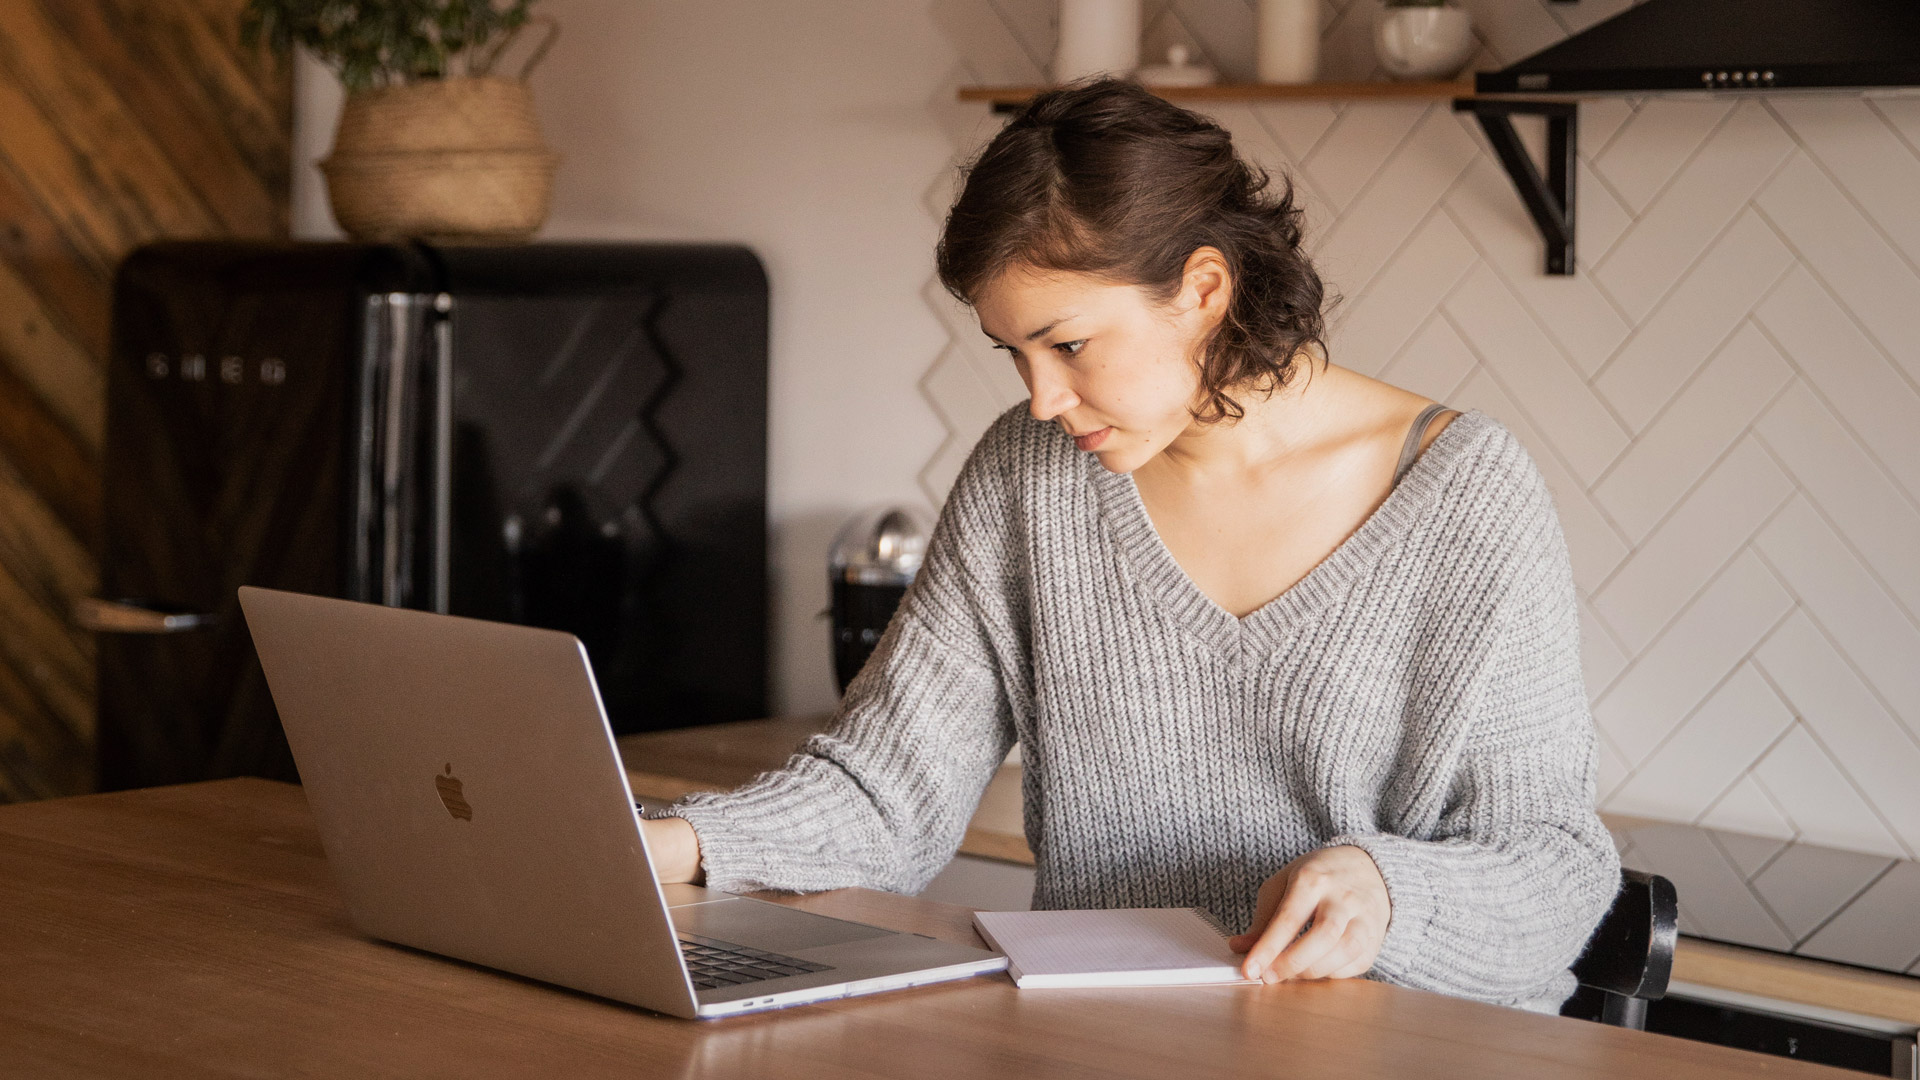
[{"xmin": 641, "ymin": 78, "xmax": 1620, "ymax": 1014}]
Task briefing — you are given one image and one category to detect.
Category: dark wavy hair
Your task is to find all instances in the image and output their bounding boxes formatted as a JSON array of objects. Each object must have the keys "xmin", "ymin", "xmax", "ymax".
[{"xmin": 935, "ymin": 78, "xmax": 1339, "ymax": 423}]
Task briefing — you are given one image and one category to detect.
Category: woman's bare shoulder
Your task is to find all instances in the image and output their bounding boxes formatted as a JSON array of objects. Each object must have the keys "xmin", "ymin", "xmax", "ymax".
[{"xmin": 1316, "ymin": 364, "xmax": 1462, "ymax": 459}]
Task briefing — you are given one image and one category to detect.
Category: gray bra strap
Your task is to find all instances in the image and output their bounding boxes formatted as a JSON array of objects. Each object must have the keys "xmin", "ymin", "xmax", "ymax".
[{"xmin": 1394, "ymin": 403, "xmax": 1452, "ymax": 486}]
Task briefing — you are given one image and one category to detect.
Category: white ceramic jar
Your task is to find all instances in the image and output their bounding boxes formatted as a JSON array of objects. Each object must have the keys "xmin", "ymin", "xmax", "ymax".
[
  {"xmin": 1374, "ymin": 3, "xmax": 1476, "ymax": 81},
  {"xmin": 1136, "ymin": 44, "xmax": 1219, "ymax": 88},
  {"xmin": 1052, "ymin": 0, "xmax": 1142, "ymax": 83},
  {"xmin": 1256, "ymin": 0, "xmax": 1320, "ymax": 84}
]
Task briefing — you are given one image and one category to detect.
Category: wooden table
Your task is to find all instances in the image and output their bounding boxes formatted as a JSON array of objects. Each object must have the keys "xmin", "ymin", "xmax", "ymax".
[{"xmin": 0, "ymin": 779, "xmax": 1857, "ymax": 1078}]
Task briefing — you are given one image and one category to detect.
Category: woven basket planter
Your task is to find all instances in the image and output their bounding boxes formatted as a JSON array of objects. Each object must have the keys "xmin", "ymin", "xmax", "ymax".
[{"xmin": 322, "ymin": 75, "xmax": 558, "ymax": 243}]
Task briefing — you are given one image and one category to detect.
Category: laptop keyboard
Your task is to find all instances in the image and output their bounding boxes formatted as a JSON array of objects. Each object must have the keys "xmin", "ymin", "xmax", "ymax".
[{"xmin": 678, "ymin": 932, "xmax": 832, "ymax": 991}]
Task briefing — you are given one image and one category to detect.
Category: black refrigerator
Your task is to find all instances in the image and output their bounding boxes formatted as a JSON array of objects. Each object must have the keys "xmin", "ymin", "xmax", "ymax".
[{"xmin": 92, "ymin": 241, "xmax": 769, "ymax": 790}]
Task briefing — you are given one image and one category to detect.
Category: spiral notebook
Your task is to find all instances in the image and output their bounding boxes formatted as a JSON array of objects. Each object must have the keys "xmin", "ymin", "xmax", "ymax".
[{"xmin": 971, "ymin": 908, "xmax": 1260, "ymax": 988}]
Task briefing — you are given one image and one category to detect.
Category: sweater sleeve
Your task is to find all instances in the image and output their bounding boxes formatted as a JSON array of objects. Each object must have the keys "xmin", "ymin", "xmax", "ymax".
[
  {"xmin": 1327, "ymin": 447, "xmax": 1622, "ymax": 1010},
  {"xmin": 656, "ymin": 415, "xmax": 1027, "ymax": 896}
]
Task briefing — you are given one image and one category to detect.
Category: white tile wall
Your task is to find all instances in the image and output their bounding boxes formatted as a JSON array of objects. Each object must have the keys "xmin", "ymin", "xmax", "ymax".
[
  {"xmin": 1700, "ymin": 774, "xmax": 1797, "ymax": 841},
  {"xmin": 1747, "ymin": 843, "xmax": 1891, "ymax": 943},
  {"xmin": 1590, "ymin": 439, "xmax": 1794, "ymax": 654},
  {"xmin": 1797, "ymin": 861, "xmax": 1920, "ymax": 973},
  {"xmin": 1755, "ymin": 155, "xmax": 1920, "ymax": 374},
  {"xmin": 1756, "ymin": 494, "xmax": 1920, "ymax": 736},
  {"xmin": 1623, "ymin": 820, "xmax": 1793, "ymax": 948},
  {"xmin": 1592, "ymin": 102, "xmax": 1799, "ymax": 326},
  {"xmin": 1590, "ymin": 322, "xmax": 1794, "ymax": 544},
  {"xmin": 1755, "ymin": 613, "xmax": 1920, "ymax": 857},
  {"xmin": 1445, "ymin": 262, "xmax": 1630, "ymax": 486},
  {"xmin": 1587, "ymin": 97, "xmax": 1731, "ymax": 217},
  {"xmin": 1592, "ymin": 552, "xmax": 1794, "ymax": 765},
  {"xmin": 1752, "ymin": 725, "xmax": 1904, "ymax": 859},
  {"xmin": 1606, "ymin": 663, "xmax": 1794, "ymax": 822},
  {"xmin": 1589, "ymin": 210, "xmax": 1794, "ymax": 442},
  {"xmin": 928, "ymin": 0, "xmax": 1920, "ymax": 859}
]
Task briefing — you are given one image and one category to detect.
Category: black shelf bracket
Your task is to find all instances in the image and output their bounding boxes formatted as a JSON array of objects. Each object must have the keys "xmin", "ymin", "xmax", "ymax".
[{"xmin": 1450, "ymin": 98, "xmax": 1578, "ymax": 275}]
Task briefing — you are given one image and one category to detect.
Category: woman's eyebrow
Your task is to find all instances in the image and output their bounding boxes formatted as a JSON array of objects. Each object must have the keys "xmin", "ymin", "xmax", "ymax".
[{"xmin": 984, "ymin": 315, "xmax": 1081, "ymax": 345}]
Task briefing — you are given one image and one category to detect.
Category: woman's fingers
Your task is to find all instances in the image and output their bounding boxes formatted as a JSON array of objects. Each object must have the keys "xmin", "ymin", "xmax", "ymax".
[
  {"xmin": 1232, "ymin": 846, "xmax": 1391, "ymax": 985},
  {"xmin": 1328, "ymin": 948, "xmax": 1374, "ymax": 980},
  {"xmin": 1235, "ymin": 846, "xmax": 1391, "ymax": 983},
  {"xmin": 1296, "ymin": 920, "xmax": 1369, "ymax": 980},
  {"xmin": 1241, "ymin": 875, "xmax": 1321, "ymax": 980},
  {"xmin": 1266, "ymin": 908, "xmax": 1351, "ymax": 983}
]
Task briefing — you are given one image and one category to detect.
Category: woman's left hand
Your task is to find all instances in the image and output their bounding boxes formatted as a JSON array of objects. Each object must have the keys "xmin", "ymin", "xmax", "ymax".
[{"xmin": 1227, "ymin": 844, "xmax": 1391, "ymax": 983}]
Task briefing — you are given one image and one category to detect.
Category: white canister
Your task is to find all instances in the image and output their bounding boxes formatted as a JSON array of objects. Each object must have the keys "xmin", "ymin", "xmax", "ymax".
[
  {"xmin": 1257, "ymin": 0, "xmax": 1320, "ymax": 84},
  {"xmin": 1374, "ymin": 5, "xmax": 1476, "ymax": 81},
  {"xmin": 1053, "ymin": 0, "xmax": 1142, "ymax": 83}
]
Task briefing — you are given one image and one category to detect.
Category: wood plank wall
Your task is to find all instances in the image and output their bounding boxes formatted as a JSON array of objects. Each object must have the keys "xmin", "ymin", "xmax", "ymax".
[{"xmin": 0, "ymin": 0, "xmax": 289, "ymax": 801}]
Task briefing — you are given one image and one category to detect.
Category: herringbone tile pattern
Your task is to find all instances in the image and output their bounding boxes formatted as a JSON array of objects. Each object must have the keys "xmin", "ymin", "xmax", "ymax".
[{"xmin": 927, "ymin": 0, "xmax": 1920, "ymax": 859}]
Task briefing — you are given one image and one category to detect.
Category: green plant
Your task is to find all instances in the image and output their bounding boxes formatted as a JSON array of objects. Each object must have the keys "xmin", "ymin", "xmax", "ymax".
[{"xmin": 241, "ymin": 0, "xmax": 550, "ymax": 91}]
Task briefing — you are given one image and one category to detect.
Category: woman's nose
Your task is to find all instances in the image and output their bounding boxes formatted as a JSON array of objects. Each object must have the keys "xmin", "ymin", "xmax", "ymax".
[{"xmin": 1026, "ymin": 363, "xmax": 1078, "ymax": 422}]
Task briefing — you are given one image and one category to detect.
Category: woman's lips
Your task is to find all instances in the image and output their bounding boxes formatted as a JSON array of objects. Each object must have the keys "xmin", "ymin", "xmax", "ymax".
[{"xmin": 1073, "ymin": 427, "xmax": 1113, "ymax": 452}]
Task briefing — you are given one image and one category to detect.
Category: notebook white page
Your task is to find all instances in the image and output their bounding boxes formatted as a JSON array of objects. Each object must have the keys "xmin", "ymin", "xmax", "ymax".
[{"xmin": 972, "ymin": 908, "xmax": 1260, "ymax": 988}]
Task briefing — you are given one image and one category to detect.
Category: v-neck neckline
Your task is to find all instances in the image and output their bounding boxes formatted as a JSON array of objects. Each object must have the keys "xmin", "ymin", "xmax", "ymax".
[{"xmin": 1089, "ymin": 409, "xmax": 1491, "ymax": 659}]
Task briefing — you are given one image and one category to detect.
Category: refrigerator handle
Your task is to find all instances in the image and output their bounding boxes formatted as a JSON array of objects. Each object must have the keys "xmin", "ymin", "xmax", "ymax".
[
  {"xmin": 431, "ymin": 292, "xmax": 453, "ymax": 614},
  {"xmin": 73, "ymin": 598, "xmax": 215, "ymax": 634},
  {"xmin": 379, "ymin": 293, "xmax": 414, "ymax": 607},
  {"xmin": 356, "ymin": 290, "xmax": 447, "ymax": 612}
]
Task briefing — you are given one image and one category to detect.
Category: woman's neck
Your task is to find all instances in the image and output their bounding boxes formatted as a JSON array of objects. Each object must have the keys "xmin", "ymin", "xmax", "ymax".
[{"xmin": 1150, "ymin": 362, "xmax": 1345, "ymax": 481}]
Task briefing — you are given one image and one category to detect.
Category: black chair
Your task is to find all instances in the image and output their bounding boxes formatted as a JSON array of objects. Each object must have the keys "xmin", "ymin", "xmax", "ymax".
[{"xmin": 1563, "ymin": 868, "xmax": 1679, "ymax": 1030}]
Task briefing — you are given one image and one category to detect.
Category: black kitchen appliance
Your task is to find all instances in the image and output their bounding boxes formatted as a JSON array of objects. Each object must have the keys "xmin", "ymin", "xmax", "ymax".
[
  {"xmin": 92, "ymin": 241, "xmax": 769, "ymax": 790},
  {"xmin": 1477, "ymin": 0, "xmax": 1920, "ymax": 94},
  {"xmin": 827, "ymin": 505, "xmax": 932, "ymax": 693}
]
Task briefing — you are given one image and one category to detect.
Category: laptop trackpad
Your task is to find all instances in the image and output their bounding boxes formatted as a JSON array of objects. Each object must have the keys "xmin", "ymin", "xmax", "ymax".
[{"xmin": 673, "ymin": 897, "xmax": 894, "ymax": 952}]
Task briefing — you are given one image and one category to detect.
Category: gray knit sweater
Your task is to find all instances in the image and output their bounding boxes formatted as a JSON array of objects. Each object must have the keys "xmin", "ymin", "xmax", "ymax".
[{"xmin": 665, "ymin": 405, "xmax": 1621, "ymax": 1014}]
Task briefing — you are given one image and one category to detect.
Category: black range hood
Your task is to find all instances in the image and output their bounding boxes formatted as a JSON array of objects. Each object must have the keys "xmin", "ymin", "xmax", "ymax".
[{"xmin": 1475, "ymin": 0, "xmax": 1920, "ymax": 94}]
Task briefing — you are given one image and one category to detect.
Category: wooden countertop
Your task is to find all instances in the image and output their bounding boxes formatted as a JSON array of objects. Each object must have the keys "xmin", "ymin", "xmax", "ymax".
[
  {"xmin": 1675, "ymin": 938, "xmax": 1920, "ymax": 1027},
  {"xmin": 621, "ymin": 716, "xmax": 1920, "ymax": 1028},
  {"xmin": 620, "ymin": 715, "xmax": 1034, "ymax": 865},
  {"xmin": 0, "ymin": 778, "xmax": 1862, "ymax": 1078}
]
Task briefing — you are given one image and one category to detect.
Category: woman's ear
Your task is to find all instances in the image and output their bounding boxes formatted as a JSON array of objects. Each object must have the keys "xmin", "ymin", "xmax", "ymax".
[{"xmin": 1176, "ymin": 246, "xmax": 1233, "ymax": 329}]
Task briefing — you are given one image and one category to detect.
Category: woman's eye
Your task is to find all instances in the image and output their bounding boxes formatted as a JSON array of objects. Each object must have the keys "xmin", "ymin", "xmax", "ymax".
[{"xmin": 1056, "ymin": 339, "xmax": 1087, "ymax": 356}]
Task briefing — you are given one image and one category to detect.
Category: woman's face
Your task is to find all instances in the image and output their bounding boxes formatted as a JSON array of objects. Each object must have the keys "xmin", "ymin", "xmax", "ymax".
[{"xmin": 971, "ymin": 253, "xmax": 1229, "ymax": 474}]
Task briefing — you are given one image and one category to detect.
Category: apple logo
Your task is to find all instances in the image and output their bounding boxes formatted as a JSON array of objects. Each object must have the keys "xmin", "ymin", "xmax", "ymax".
[{"xmin": 435, "ymin": 763, "xmax": 472, "ymax": 821}]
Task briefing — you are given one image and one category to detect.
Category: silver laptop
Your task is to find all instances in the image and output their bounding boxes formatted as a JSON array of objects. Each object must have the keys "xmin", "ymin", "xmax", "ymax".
[{"xmin": 238, "ymin": 586, "xmax": 1006, "ymax": 1019}]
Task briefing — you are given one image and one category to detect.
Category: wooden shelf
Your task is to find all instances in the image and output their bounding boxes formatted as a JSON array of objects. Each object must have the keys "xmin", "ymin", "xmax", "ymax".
[{"xmin": 959, "ymin": 79, "xmax": 1490, "ymax": 110}]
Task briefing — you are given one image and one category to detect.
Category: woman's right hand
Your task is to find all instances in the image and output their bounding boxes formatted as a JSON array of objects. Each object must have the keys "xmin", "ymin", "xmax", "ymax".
[{"xmin": 642, "ymin": 816, "xmax": 705, "ymax": 885}]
